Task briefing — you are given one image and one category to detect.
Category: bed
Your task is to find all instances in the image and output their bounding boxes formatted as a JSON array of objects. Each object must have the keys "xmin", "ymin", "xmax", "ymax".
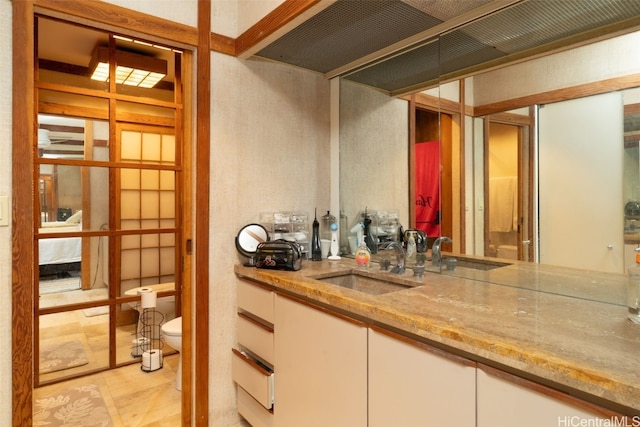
[{"xmin": 38, "ymin": 211, "xmax": 82, "ymax": 277}]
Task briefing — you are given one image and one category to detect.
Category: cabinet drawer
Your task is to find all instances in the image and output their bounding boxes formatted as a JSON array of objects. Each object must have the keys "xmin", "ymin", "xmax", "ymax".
[
  {"xmin": 237, "ymin": 280, "xmax": 274, "ymax": 323},
  {"xmin": 232, "ymin": 348, "xmax": 274, "ymax": 410},
  {"xmin": 238, "ymin": 312, "xmax": 274, "ymax": 364},
  {"xmin": 238, "ymin": 385, "xmax": 274, "ymax": 427}
]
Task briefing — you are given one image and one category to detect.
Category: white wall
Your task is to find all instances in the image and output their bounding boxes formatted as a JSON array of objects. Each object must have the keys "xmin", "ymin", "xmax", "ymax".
[
  {"xmin": 0, "ymin": 1, "xmax": 12, "ymax": 425},
  {"xmin": 472, "ymin": 31, "xmax": 640, "ymax": 106}
]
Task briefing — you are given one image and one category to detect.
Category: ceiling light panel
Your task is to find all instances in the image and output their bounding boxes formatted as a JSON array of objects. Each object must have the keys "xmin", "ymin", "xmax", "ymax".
[{"xmin": 89, "ymin": 46, "xmax": 167, "ymax": 88}]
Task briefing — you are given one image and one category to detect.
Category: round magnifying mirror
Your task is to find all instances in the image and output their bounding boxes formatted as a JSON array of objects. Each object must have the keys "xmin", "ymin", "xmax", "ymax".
[{"xmin": 235, "ymin": 223, "xmax": 270, "ymax": 266}]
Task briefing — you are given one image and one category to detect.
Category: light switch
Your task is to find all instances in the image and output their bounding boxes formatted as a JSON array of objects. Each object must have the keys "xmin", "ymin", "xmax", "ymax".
[{"xmin": 0, "ymin": 196, "xmax": 8, "ymax": 226}]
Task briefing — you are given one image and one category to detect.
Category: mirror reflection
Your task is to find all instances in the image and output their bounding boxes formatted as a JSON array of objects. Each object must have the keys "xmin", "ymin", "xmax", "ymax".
[
  {"xmin": 340, "ymin": 29, "xmax": 640, "ymax": 305},
  {"xmin": 339, "ymin": 78, "xmax": 410, "ymax": 256}
]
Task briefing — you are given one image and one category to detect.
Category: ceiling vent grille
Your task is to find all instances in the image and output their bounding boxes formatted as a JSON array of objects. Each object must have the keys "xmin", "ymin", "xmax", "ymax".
[
  {"xmin": 255, "ymin": 0, "xmax": 486, "ymax": 73},
  {"xmin": 255, "ymin": 0, "xmax": 640, "ymax": 95}
]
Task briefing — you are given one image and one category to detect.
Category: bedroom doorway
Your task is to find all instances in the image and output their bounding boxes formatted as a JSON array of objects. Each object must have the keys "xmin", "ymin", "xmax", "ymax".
[{"xmin": 34, "ymin": 16, "xmax": 189, "ymax": 387}]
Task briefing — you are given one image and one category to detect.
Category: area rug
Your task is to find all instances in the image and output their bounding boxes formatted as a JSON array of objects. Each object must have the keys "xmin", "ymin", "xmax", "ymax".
[
  {"xmin": 40, "ymin": 339, "xmax": 89, "ymax": 374},
  {"xmin": 34, "ymin": 383, "xmax": 113, "ymax": 427},
  {"xmin": 82, "ymin": 306, "xmax": 109, "ymax": 317},
  {"xmin": 40, "ymin": 277, "xmax": 81, "ymax": 295}
]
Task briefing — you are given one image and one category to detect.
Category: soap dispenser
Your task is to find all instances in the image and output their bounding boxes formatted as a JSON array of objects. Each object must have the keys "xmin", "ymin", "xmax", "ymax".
[
  {"xmin": 628, "ymin": 246, "xmax": 640, "ymax": 324},
  {"xmin": 355, "ymin": 238, "xmax": 371, "ymax": 268},
  {"xmin": 311, "ymin": 208, "xmax": 322, "ymax": 261}
]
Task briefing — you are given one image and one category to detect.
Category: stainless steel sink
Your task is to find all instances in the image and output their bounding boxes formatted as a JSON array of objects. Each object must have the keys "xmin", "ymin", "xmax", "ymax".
[{"xmin": 312, "ymin": 272, "xmax": 413, "ymax": 295}]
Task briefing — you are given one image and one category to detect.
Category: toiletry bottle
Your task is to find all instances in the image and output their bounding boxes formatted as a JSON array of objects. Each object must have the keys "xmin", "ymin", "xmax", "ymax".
[
  {"xmin": 339, "ymin": 211, "xmax": 349, "ymax": 255},
  {"xmin": 350, "ymin": 222, "xmax": 364, "ymax": 255},
  {"xmin": 328, "ymin": 222, "xmax": 341, "ymax": 260},
  {"xmin": 363, "ymin": 214, "xmax": 377, "ymax": 254},
  {"xmin": 406, "ymin": 233, "xmax": 416, "ymax": 261},
  {"xmin": 355, "ymin": 238, "xmax": 371, "ymax": 268},
  {"xmin": 628, "ymin": 247, "xmax": 640, "ymax": 324},
  {"xmin": 311, "ymin": 208, "xmax": 322, "ymax": 261}
]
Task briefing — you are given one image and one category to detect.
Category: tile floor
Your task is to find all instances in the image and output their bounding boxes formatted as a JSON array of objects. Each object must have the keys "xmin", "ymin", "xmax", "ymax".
[
  {"xmin": 35, "ymin": 283, "xmax": 249, "ymax": 426},
  {"xmin": 36, "ymin": 282, "xmax": 184, "ymax": 425},
  {"xmin": 34, "ymin": 354, "xmax": 183, "ymax": 426}
]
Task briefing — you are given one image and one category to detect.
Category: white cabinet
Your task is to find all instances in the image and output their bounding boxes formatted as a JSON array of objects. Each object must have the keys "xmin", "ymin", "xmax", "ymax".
[
  {"xmin": 274, "ymin": 294, "xmax": 368, "ymax": 427},
  {"xmin": 237, "ymin": 280, "xmax": 275, "ymax": 324},
  {"xmin": 234, "ymin": 279, "xmax": 275, "ymax": 427},
  {"xmin": 477, "ymin": 365, "xmax": 616, "ymax": 427},
  {"xmin": 368, "ymin": 327, "xmax": 476, "ymax": 427},
  {"xmin": 232, "ymin": 349, "xmax": 274, "ymax": 410},
  {"xmin": 235, "ymin": 278, "xmax": 624, "ymax": 426}
]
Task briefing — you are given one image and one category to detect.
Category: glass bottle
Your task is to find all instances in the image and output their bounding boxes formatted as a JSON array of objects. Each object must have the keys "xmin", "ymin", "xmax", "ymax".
[{"xmin": 406, "ymin": 234, "xmax": 416, "ymax": 261}]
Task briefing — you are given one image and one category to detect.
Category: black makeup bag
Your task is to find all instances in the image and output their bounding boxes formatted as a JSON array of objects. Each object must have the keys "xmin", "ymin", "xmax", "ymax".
[{"xmin": 255, "ymin": 239, "xmax": 302, "ymax": 271}]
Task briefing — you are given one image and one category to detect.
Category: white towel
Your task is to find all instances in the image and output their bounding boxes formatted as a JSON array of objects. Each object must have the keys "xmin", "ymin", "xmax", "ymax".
[{"xmin": 489, "ymin": 176, "xmax": 517, "ymax": 232}]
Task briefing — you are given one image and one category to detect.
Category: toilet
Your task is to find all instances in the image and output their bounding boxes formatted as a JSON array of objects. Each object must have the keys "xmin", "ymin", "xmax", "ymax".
[
  {"xmin": 161, "ymin": 316, "xmax": 182, "ymax": 390},
  {"xmin": 497, "ymin": 245, "xmax": 518, "ymax": 260}
]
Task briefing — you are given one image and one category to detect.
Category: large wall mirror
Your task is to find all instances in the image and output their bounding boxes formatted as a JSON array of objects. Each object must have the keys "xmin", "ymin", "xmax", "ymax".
[{"xmin": 339, "ymin": 28, "xmax": 640, "ymax": 306}]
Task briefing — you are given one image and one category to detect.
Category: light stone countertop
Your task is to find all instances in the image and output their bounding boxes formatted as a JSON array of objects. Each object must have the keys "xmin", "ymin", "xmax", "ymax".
[{"xmin": 235, "ymin": 257, "xmax": 640, "ymax": 415}]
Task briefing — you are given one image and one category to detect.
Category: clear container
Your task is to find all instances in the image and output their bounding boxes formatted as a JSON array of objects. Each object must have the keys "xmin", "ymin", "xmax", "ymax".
[{"xmin": 321, "ymin": 211, "xmax": 336, "ymax": 241}]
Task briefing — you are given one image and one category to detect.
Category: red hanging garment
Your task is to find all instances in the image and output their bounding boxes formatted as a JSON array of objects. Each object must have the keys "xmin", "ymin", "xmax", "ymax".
[{"xmin": 415, "ymin": 141, "xmax": 440, "ymax": 236}]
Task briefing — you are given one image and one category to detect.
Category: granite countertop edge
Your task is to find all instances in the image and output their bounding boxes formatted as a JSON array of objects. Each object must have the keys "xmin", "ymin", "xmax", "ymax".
[{"xmin": 234, "ymin": 259, "xmax": 640, "ymax": 414}]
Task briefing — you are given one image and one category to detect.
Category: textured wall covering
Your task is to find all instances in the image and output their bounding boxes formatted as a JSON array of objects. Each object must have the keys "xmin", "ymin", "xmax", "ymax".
[
  {"xmin": 473, "ymin": 31, "xmax": 640, "ymax": 106},
  {"xmin": 0, "ymin": 1, "xmax": 12, "ymax": 425},
  {"xmin": 210, "ymin": 52, "xmax": 330, "ymax": 423}
]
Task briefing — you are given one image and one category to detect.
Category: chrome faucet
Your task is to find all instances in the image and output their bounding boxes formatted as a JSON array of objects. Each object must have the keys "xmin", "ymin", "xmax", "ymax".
[
  {"xmin": 431, "ymin": 236, "xmax": 452, "ymax": 267},
  {"xmin": 386, "ymin": 241, "xmax": 405, "ymax": 274}
]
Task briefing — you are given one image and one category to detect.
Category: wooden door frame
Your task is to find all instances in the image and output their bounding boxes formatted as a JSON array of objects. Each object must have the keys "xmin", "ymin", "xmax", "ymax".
[
  {"xmin": 12, "ymin": 2, "xmax": 205, "ymax": 425},
  {"xmin": 483, "ymin": 112, "xmax": 535, "ymax": 261},
  {"xmin": 409, "ymin": 93, "xmax": 461, "ymax": 252}
]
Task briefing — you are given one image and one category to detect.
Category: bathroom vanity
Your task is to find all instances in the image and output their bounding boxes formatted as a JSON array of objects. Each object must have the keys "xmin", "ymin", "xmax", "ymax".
[{"xmin": 233, "ymin": 258, "xmax": 640, "ymax": 426}]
